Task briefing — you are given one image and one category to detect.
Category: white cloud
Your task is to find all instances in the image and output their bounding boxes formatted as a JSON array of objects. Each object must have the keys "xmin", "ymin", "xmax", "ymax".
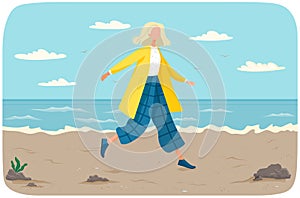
[
  {"xmin": 14, "ymin": 49, "xmax": 66, "ymax": 60},
  {"xmin": 190, "ymin": 30, "xmax": 233, "ymax": 41},
  {"xmin": 5, "ymin": 115, "xmax": 40, "ymax": 120},
  {"xmin": 75, "ymin": 118, "xmax": 117, "ymax": 123},
  {"xmin": 89, "ymin": 20, "xmax": 131, "ymax": 30},
  {"xmin": 237, "ymin": 61, "xmax": 285, "ymax": 72},
  {"xmin": 265, "ymin": 113, "xmax": 294, "ymax": 117},
  {"xmin": 200, "ymin": 108, "xmax": 232, "ymax": 113},
  {"xmin": 38, "ymin": 78, "xmax": 76, "ymax": 87},
  {"xmin": 33, "ymin": 106, "xmax": 87, "ymax": 113}
]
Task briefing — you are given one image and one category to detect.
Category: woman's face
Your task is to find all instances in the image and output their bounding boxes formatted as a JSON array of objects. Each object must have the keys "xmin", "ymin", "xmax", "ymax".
[{"xmin": 148, "ymin": 26, "xmax": 161, "ymax": 41}]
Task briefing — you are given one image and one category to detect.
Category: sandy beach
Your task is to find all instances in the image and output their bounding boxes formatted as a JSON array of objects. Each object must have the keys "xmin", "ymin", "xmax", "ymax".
[{"xmin": 3, "ymin": 129, "xmax": 297, "ymax": 195}]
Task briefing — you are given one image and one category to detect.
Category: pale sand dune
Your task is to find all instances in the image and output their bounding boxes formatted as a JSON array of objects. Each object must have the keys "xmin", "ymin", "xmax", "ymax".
[{"xmin": 3, "ymin": 130, "xmax": 297, "ymax": 195}]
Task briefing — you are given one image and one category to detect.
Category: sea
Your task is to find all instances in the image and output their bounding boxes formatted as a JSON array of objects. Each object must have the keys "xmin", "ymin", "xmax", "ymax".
[{"xmin": 2, "ymin": 99, "xmax": 298, "ymax": 133}]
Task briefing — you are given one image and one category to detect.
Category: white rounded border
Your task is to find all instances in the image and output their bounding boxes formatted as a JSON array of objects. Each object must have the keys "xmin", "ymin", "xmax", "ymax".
[{"xmin": 0, "ymin": 0, "xmax": 299, "ymax": 198}]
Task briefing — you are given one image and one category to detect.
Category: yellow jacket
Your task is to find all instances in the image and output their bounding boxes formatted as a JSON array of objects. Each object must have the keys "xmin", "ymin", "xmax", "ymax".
[{"xmin": 110, "ymin": 46, "xmax": 186, "ymax": 118}]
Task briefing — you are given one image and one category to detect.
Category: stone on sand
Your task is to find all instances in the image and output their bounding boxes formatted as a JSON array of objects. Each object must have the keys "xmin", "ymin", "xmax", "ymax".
[
  {"xmin": 86, "ymin": 175, "xmax": 109, "ymax": 182},
  {"xmin": 27, "ymin": 182, "xmax": 38, "ymax": 187},
  {"xmin": 253, "ymin": 164, "xmax": 291, "ymax": 181},
  {"xmin": 6, "ymin": 169, "xmax": 31, "ymax": 181}
]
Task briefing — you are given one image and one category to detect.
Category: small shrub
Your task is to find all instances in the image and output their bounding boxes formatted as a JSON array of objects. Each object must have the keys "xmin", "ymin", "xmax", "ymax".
[{"xmin": 11, "ymin": 157, "xmax": 28, "ymax": 173}]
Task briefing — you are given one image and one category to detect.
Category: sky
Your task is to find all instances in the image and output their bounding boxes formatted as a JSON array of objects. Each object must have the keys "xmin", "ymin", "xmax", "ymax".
[{"xmin": 2, "ymin": 2, "xmax": 297, "ymax": 99}]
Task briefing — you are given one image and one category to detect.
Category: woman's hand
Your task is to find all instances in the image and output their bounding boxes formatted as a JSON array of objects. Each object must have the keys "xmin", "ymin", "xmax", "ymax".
[
  {"xmin": 186, "ymin": 81, "xmax": 195, "ymax": 86},
  {"xmin": 101, "ymin": 72, "xmax": 110, "ymax": 81}
]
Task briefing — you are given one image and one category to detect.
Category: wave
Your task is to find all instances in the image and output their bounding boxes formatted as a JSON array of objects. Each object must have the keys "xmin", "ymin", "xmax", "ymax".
[
  {"xmin": 104, "ymin": 109, "xmax": 121, "ymax": 114},
  {"xmin": 2, "ymin": 125, "xmax": 96, "ymax": 135},
  {"xmin": 178, "ymin": 123, "xmax": 298, "ymax": 134},
  {"xmin": 173, "ymin": 117, "xmax": 197, "ymax": 121},
  {"xmin": 32, "ymin": 106, "xmax": 88, "ymax": 113},
  {"xmin": 200, "ymin": 108, "xmax": 232, "ymax": 113},
  {"xmin": 265, "ymin": 113, "xmax": 294, "ymax": 117},
  {"xmin": 5, "ymin": 115, "xmax": 41, "ymax": 120},
  {"xmin": 75, "ymin": 118, "xmax": 117, "ymax": 123},
  {"xmin": 2, "ymin": 123, "xmax": 297, "ymax": 135}
]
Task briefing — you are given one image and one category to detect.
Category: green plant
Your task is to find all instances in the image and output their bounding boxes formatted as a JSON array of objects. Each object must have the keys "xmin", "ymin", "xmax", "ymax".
[{"xmin": 11, "ymin": 157, "xmax": 28, "ymax": 173}]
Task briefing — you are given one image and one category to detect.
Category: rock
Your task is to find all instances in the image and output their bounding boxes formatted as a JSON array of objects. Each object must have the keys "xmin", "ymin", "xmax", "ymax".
[
  {"xmin": 6, "ymin": 169, "xmax": 31, "ymax": 181},
  {"xmin": 253, "ymin": 164, "xmax": 291, "ymax": 181},
  {"xmin": 253, "ymin": 175, "xmax": 262, "ymax": 181},
  {"xmin": 86, "ymin": 175, "xmax": 109, "ymax": 182},
  {"xmin": 26, "ymin": 182, "xmax": 37, "ymax": 187}
]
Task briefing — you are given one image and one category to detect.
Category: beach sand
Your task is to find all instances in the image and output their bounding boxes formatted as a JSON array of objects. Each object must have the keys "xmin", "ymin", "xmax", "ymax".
[{"xmin": 3, "ymin": 129, "xmax": 297, "ymax": 195}]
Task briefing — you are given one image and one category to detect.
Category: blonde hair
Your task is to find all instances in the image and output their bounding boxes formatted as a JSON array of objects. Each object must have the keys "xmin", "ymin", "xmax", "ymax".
[{"xmin": 133, "ymin": 22, "xmax": 171, "ymax": 46}]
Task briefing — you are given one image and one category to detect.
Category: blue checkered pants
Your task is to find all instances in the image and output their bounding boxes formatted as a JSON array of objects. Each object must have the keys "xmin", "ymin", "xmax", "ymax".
[{"xmin": 116, "ymin": 76, "xmax": 185, "ymax": 153}]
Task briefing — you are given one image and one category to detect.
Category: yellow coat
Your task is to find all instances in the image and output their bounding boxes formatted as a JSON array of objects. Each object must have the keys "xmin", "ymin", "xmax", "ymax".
[{"xmin": 110, "ymin": 46, "xmax": 186, "ymax": 119}]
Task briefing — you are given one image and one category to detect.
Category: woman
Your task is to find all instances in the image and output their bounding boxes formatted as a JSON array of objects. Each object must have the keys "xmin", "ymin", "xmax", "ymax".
[{"xmin": 100, "ymin": 22, "xmax": 196, "ymax": 169}]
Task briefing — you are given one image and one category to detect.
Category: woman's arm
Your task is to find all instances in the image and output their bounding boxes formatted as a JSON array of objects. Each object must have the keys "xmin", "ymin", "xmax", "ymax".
[
  {"xmin": 101, "ymin": 48, "xmax": 144, "ymax": 81},
  {"xmin": 161, "ymin": 55, "xmax": 185, "ymax": 82},
  {"xmin": 161, "ymin": 56, "xmax": 194, "ymax": 85},
  {"xmin": 167, "ymin": 65, "xmax": 186, "ymax": 82}
]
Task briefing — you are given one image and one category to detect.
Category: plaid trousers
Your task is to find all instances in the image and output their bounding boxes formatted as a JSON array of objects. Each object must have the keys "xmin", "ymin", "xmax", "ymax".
[{"xmin": 116, "ymin": 76, "xmax": 185, "ymax": 153}]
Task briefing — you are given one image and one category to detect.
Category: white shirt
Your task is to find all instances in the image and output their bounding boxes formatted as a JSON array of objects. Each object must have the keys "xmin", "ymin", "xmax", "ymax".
[
  {"xmin": 148, "ymin": 46, "xmax": 161, "ymax": 76},
  {"xmin": 148, "ymin": 46, "xmax": 187, "ymax": 82}
]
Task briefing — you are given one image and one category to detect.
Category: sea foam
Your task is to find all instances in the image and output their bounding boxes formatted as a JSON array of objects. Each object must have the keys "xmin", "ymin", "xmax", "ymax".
[{"xmin": 2, "ymin": 123, "xmax": 298, "ymax": 135}]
